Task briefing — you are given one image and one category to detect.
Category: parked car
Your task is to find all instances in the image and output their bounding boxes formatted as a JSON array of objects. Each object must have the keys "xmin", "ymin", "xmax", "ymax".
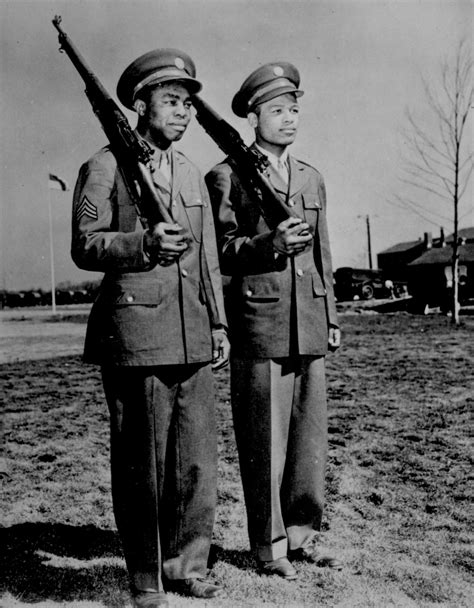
[{"xmin": 334, "ymin": 267, "xmax": 407, "ymax": 302}]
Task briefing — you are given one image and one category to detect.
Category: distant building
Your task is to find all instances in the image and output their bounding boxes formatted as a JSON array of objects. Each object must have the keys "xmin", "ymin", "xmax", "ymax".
[
  {"xmin": 378, "ymin": 226, "xmax": 474, "ymax": 310},
  {"xmin": 408, "ymin": 236, "xmax": 474, "ymax": 310},
  {"xmin": 377, "ymin": 232, "xmax": 435, "ymax": 280}
]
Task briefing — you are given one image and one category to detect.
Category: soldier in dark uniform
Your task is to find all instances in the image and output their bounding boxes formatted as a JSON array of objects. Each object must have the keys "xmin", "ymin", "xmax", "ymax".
[
  {"xmin": 72, "ymin": 49, "xmax": 229, "ymax": 608},
  {"xmin": 206, "ymin": 62, "xmax": 342, "ymax": 580}
]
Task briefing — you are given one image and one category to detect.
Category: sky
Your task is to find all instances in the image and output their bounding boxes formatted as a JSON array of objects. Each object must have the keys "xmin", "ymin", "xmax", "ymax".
[{"xmin": 0, "ymin": 0, "xmax": 472, "ymax": 291}]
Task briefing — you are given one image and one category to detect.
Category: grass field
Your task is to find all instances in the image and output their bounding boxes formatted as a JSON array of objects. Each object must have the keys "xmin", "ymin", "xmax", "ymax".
[{"xmin": 1, "ymin": 311, "xmax": 473, "ymax": 607}]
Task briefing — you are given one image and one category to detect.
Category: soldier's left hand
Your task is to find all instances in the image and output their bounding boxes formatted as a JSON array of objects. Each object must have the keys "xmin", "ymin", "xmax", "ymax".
[
  {"xmin": 272, "ymin": 217, "xmax": 313, "ymax": 256},
  {"xmin": 328, "ymin": 326, "xmax": 341, "ymax": 352},
  {"xmin": 144, "ymin": 222, "xmax": 189, "ymax": 266},
  {"xmin": 211, "ymin": 329, "xmax": 230, "ymax": 370}
]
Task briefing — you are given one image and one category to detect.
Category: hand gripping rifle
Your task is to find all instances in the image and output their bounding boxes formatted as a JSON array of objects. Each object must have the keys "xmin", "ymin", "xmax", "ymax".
[
  {"xmin": 191, "ymin": 95, "xmax": 300, "ymax": 229},
  {"xmin": 52, "ymin": 15, "xmax": 175, "ymax": 229}
]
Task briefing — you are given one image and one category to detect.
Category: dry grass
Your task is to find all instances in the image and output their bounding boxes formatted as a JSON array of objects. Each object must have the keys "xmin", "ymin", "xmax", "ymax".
[{"xmin": 1, "ymin": 311, "xmax": 473, "ymax": 607}]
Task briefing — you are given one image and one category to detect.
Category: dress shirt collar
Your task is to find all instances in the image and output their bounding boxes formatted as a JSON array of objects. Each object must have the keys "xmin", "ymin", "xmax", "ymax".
[{"xmin": 255, "ymin": 143, "xmax": 289, "ymax": 170}]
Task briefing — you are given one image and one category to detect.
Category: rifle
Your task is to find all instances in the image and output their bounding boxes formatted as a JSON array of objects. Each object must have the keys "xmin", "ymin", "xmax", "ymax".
[
  {"xmin": 52, "ymin": 15, "xmax": 174, "ymax": 229},
  {"xmin": 192, "ymin": 95, "xmax": 300, "ymax": 229}
]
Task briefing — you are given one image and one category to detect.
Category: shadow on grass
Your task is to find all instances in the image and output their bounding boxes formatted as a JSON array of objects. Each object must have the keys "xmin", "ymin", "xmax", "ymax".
[
  {"xmin": 0, "ymin": 524, "xmax": 255, "ymax": 606},
  {"xmin": 0, "ymin": 522, "xmax": 129, "ymax": 607},
  {"xmin": 208, "ymin": 544, "xmax": 255, "ymax": 571}
]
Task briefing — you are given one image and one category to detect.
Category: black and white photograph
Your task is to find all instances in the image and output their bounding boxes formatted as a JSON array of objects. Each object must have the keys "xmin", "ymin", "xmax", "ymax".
[{"xmin": 1, "ymin": 1, "xmax": 472, "ymax": 607}]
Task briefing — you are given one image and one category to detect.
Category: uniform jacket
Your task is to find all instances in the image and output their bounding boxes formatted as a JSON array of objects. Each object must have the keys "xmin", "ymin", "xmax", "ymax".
[
  {"xmin": 72, "ymin": 145, "xmax": 226, "ymax": 366},
  {"xmin": 205, "ymin": 146, "xmax": 338, "ymax": 359}
]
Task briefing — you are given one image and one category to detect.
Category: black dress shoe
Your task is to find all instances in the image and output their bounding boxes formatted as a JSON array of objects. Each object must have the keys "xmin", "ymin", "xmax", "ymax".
[
  {"xmin": 165, "ymin": 578, "xmax": 223, "ymax": 598},
  {"xmin": 132, "ymin": 591, "xmax": 169, "ymax": 608},
  {"xmin": 288, "ymin": 547, "xmax": 343, "ymax": 570},
  {"xmin": 259, "ymin": 556, "xmax": 298, "ymax": 580}
]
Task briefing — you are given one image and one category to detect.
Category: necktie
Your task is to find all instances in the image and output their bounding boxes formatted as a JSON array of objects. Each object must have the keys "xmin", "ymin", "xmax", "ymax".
[
  {"xmin": 276, "ymin": 157, "xmax": 289, "ymax": 184},
  {"xmin": 158, "ymin": 150, "xmax": 171, "ymax": 184}
]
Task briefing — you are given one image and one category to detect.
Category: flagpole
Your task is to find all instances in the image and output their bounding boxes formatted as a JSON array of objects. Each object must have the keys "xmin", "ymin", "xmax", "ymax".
[
  {"xmin": 47, "ymin": 183, "xmax": 57, "ymax": 314},
  {"xmin": 46, "ymin": 169, "xmax": 69, "ymax": 314}
]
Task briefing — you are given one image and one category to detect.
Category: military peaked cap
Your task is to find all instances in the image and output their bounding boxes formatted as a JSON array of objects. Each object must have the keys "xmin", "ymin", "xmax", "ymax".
[
  {"xmin": 232, "ymin": 61, "xmax": 304, "ymax": 117},
  {"xmin": 117, "ymin": 48, "xmax": 202, "ymax": 110}
]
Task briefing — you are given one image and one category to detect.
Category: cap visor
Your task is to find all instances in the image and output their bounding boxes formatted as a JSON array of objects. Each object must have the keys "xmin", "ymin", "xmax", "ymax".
[{"xmin": 250, "ymin": 85, "xmax": 304, "ymax": 112}]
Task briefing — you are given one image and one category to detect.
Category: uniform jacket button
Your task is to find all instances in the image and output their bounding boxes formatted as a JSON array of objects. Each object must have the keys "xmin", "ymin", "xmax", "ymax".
[
  {"xmin": 181, "ymin": 268, "xmax": 188, "ymax": 277},
  {"xmin": 288, "ymin": 198, "xmax": 295, "ymax": 207},
  {"xmin": 246, "ymin": 289, "xmax": 253, "ymax": 297},
  {"xmin": 126, "ymin": 295, "xmax": 134, "ymax": 302},
  {"xmin": 296, "ymin": 268, "xmax": 304, "ymax": 277}
]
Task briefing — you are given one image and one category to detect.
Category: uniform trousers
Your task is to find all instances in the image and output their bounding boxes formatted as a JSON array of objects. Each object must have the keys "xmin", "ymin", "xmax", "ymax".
[
  {"xmin": 101, "ymin": 363, "xmax": 217, "ymax": 593},
  {"xmin": 231, "ymin": 355, "xmax": 328, "ymax": 561}
]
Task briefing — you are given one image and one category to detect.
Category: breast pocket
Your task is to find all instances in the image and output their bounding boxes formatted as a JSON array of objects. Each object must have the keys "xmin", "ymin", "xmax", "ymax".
[
  {"xmin": 181, "ymin": 191, "xmax": 205, "ymax": 242},
  {"xmin": 302, "ymin": 193, "xmax": 321, "ymax": 209},
  {"xmin": 302, "ymin": 193, "xmax": 321, "ymax": 225}
]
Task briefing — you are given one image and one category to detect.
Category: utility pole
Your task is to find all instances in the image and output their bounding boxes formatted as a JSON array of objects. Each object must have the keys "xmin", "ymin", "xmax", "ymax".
[
  {"xmin": 358, "ymin": 214, "xmax": 373, "ymax": 269},
  {"xmin": 366, "ymin": 215, "xmax": 373, "ymax": 269}
]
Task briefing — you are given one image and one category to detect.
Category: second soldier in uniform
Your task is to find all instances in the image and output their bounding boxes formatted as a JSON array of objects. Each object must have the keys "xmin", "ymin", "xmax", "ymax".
[
  {"xmin": 206, "ymin": 62, "xmax": 342, "ymax": 580},
  {"xmin": 72, "ymin": 49, "xmax": 229, "ymax": 608}
]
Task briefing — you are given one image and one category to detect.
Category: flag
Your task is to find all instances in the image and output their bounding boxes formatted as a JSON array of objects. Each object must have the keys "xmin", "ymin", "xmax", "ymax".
[{"xmin": 48, "ymin": 173, "xmax": 69, "ymax": 191}]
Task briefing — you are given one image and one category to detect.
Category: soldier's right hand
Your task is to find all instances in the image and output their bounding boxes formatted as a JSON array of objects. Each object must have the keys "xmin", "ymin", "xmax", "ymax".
[
  {"xmin": 272, "ymin": 217, "xmax": 313, "ymax": 256},
  {"xmin": 144, "ymin": 222, "xmax": 189, "ymax": 266}
]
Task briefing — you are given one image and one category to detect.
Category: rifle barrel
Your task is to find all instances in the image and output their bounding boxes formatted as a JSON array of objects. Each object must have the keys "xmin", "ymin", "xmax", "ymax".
[{"xmin": 52, "ymin": 16, "xmax": 175, "ymax": 227}]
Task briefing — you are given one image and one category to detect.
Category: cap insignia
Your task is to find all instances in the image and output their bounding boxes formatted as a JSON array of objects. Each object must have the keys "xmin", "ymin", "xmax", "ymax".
[
  {"xmin": 273, "ymin": 66, "xmax": 284, "ymax": 76},
  {"xmin": 175, "ymin": 57, "xmax": 185, "ymax": 70}
]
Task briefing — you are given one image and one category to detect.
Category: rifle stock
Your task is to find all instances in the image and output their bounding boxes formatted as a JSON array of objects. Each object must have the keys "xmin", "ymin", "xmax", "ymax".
[
  {"xmin": 191, "ymin": 95, "xmax": 299, "ymax": 229},
  {"xmin": 52, "ymin": 15, "xmax": 174, "ymax": 228}
]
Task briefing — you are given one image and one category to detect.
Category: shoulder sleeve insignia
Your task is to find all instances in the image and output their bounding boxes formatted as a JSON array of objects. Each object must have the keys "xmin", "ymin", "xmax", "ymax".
[{"xmin": 76, "ymin": 196, "xmax": 98, "ymax": 221}]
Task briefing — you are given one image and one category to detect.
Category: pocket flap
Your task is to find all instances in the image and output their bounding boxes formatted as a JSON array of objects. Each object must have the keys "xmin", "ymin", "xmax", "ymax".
[
  {"xmin": 302, "ymin": 193, "xmax": 321, "ymax": 209},
  {"xmin": 182, "ymin": 192, "xmax": 205, "ymax": 207},
  {"xmin": 312, "ymin": 273, "xmax": 327, "ymax": 296},
  {"xmin": 112, "ymin": 283, "xmax": 161, "ymax": 306},
  {"xmin": 242, "ymin": 275, "xmax": 280, "ymax": 300}
]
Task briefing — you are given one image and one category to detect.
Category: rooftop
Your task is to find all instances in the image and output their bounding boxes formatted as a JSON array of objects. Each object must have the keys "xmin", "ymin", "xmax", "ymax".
[
  {"xmin": 408, "ymin": 242, "xmax": 474, "ymax": 266},
  {"xmin": 379, "ymin": 226, "xmax": 474, "ymax": 256},
  {"xmin": 378, "ymin": 239, "xmax": 423, "ymax": 255},
  {"xmin": 447, "ymin": 227, "xmax": 474, "ymax": 243}
]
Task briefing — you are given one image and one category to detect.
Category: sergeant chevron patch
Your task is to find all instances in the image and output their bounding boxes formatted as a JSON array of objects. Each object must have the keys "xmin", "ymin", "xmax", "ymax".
[{"xmin": 76, "ymin": 196, "xmax": 98, "ymax": 221}]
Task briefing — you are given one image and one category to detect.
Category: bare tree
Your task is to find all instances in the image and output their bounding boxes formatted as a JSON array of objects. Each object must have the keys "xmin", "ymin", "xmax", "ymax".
[{"xmin": 398, "ymin": 39, "xmax": 473, "ymax": 324}]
